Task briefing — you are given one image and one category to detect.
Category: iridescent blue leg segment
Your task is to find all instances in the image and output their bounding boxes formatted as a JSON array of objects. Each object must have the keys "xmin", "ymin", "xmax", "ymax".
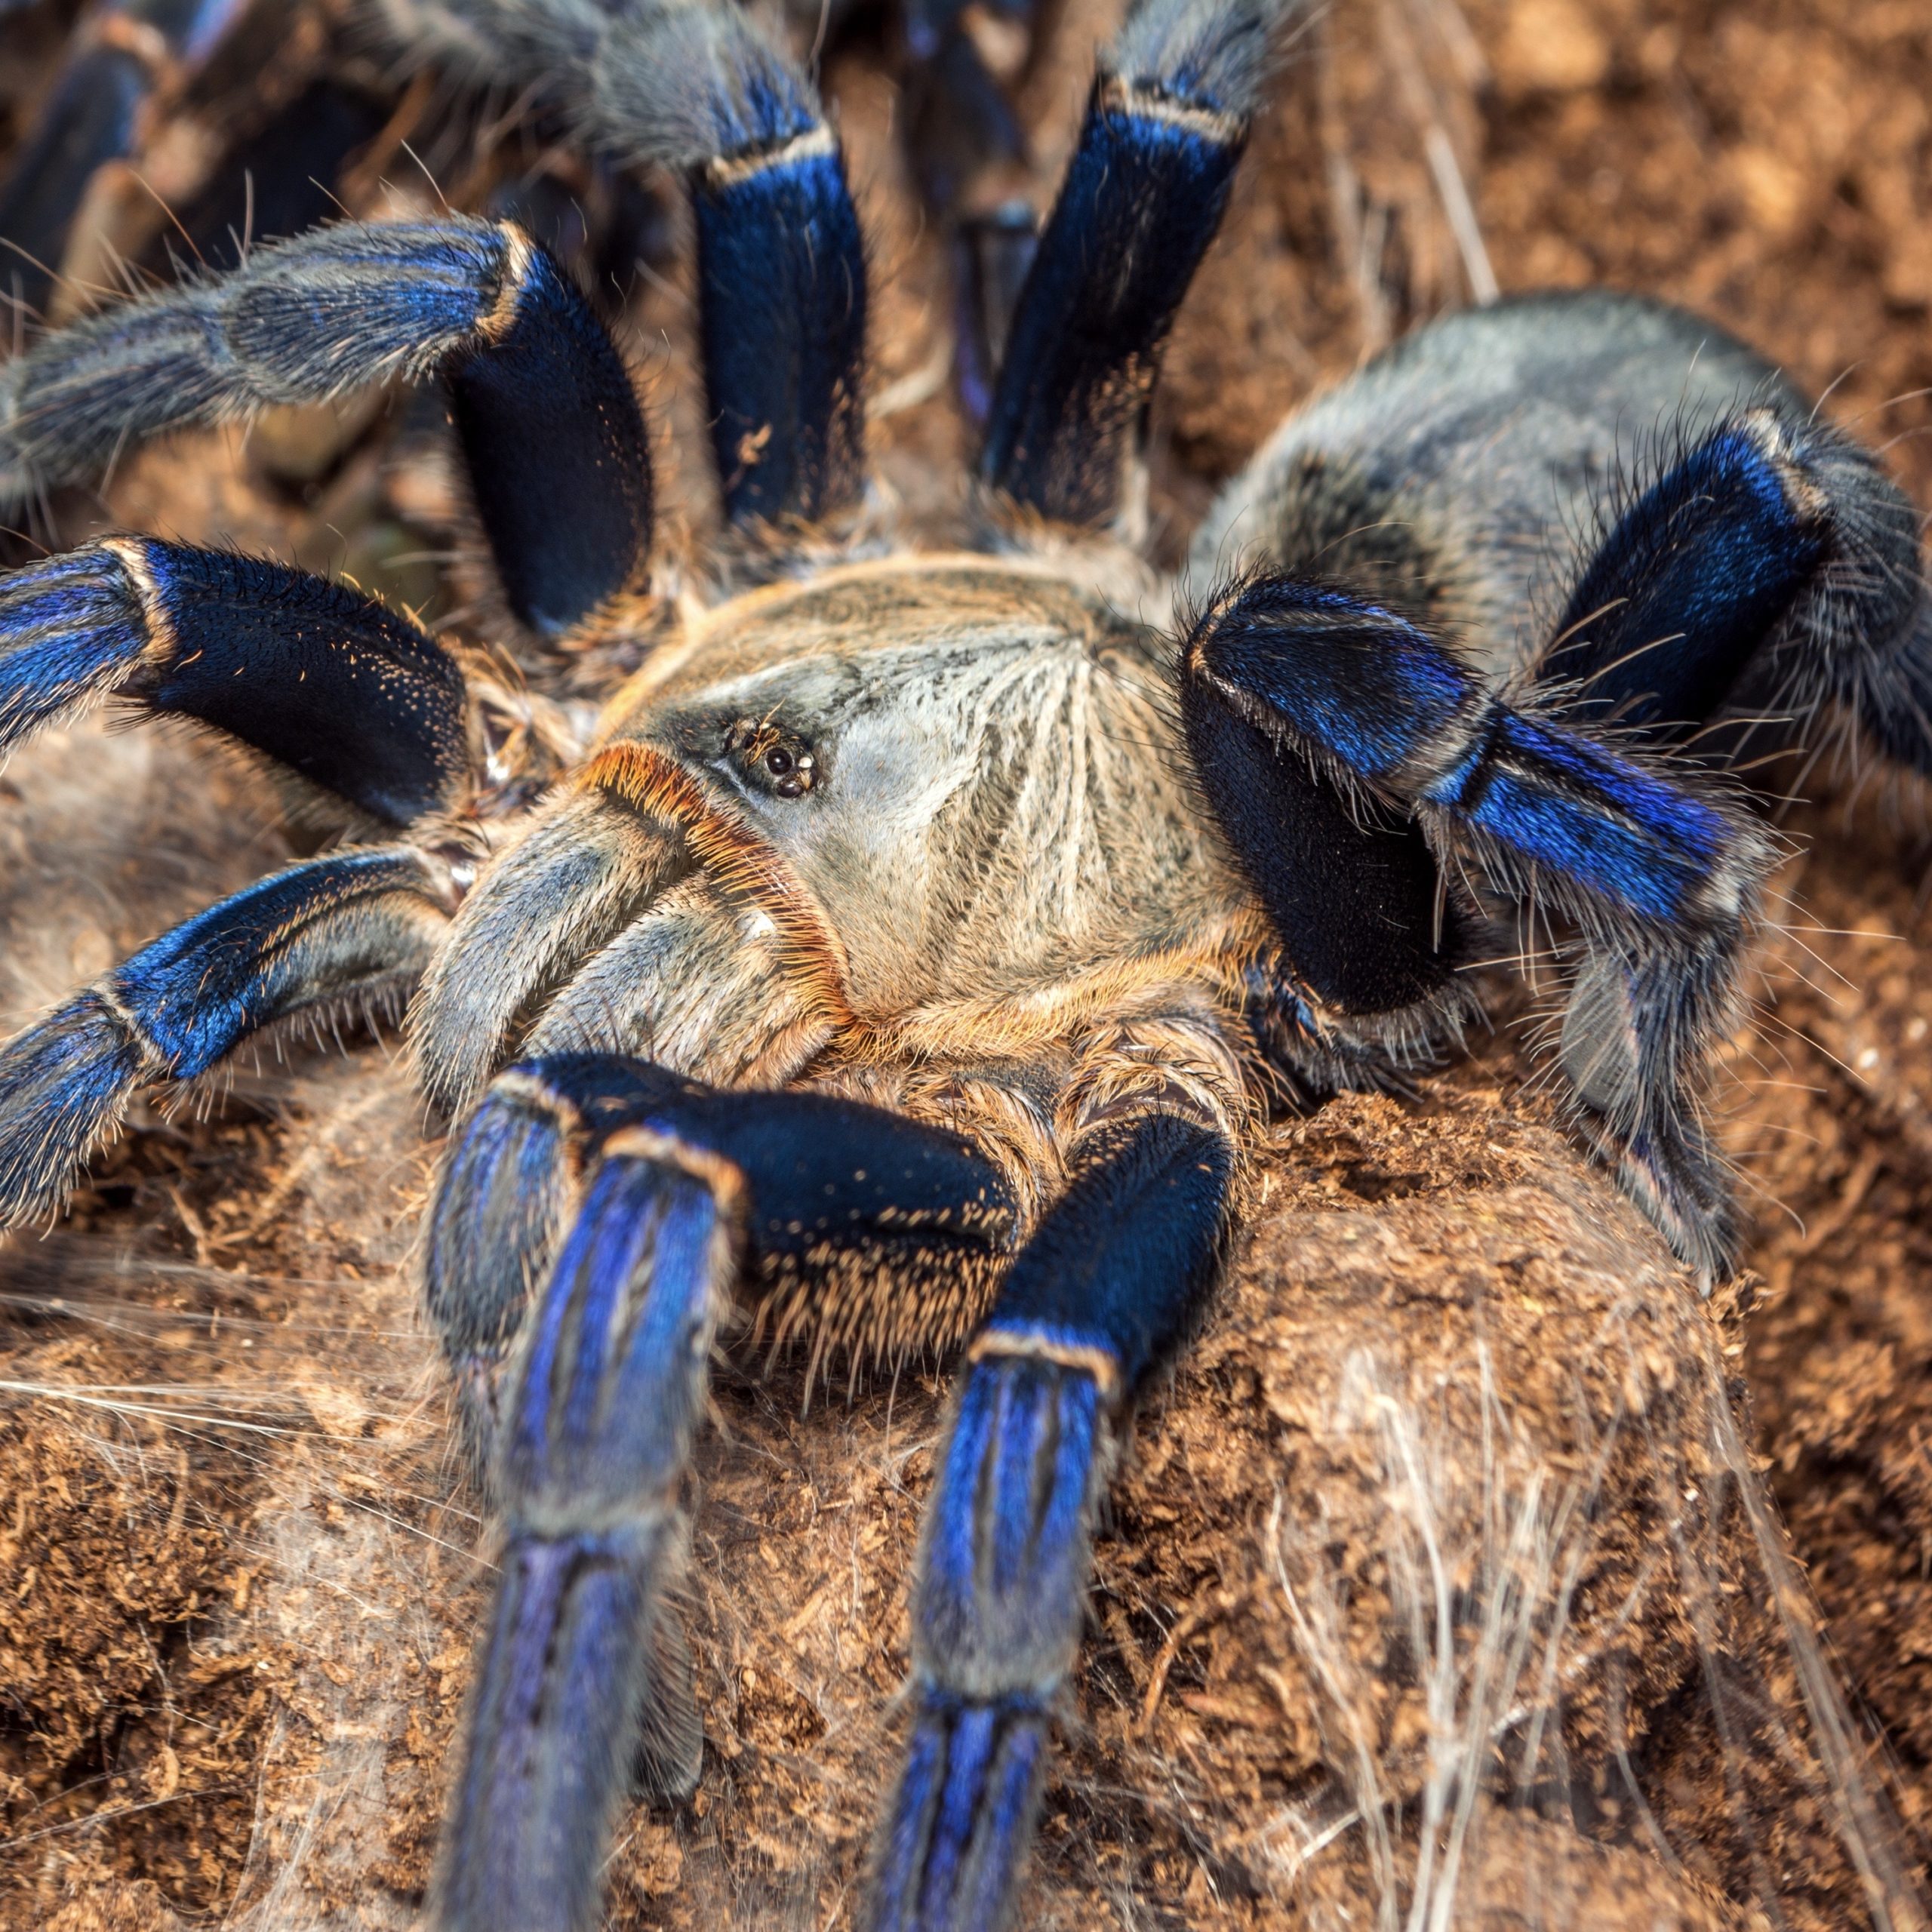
[
  {"xmin": 395, "ymin": 0, "xmax": 867, "ymax": 525},
  {"xmin": 426, "ymin": 1053, "xmax": 1017, "ymax": 1931},
  {"xmin": 1183, "ymin": 577, "xmax": 1776, "ymax": 1278},
  {"xmin": 870, "ymin": 1112, "xmax": 1232, "ymax": 1932},
  {"xmin": 691, "ymin": 125, "xmax": 867, "ymax": 525},
  {"xmin": 0, "ymin": 848, "xmax": 454, "ymax": 1226},
  {"xmin": 1544, "ymin": 409, "xmax": 1832, "ymax": 740},
  {"xmin": 1543, "ymin": 404, "xmax": 1932, "ymax": 781},
  {"xmin": 425, "ymin": 1054, "xmax": 1017, "ymax": 1467},
  {"xmin": 980, "ymin": 0, "xmax": 1297, "ymax": 521},
  {"xmin": 0, "ymin": 538, "xmax": 466, "ymax": 826},
  {"xmin": 429, "ymin": 1137, "xmax": 737, "ymax": 1932},
  {"xmin": 0, "ymin": 0, "xmax": 248, "ymax": 318},
  {"xmin": 0, "ymin": 217, "xmax": 651, "ymax": 638}
]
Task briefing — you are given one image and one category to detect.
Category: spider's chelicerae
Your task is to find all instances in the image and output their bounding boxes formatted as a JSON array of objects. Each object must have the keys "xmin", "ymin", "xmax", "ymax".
[{"xmin": 0, "ymin": 0, "xmax": 1928, "ymax": 1924}]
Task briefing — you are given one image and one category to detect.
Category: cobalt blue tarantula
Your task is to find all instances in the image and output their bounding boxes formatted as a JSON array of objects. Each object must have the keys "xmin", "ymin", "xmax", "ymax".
[{"xmin": 0, "ymin": 0, "xmax": 1929, "ymax": 1922}]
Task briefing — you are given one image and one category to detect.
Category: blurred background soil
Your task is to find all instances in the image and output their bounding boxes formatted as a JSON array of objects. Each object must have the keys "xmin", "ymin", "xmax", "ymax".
[{"xmin": 1, "ymin": 0, "xmax": 1931, "ymax": 1927}]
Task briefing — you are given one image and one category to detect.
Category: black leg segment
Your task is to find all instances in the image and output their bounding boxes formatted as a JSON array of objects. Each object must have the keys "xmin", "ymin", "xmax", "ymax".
[
  {"xmin": 1179, "ymin": 586, "xmax": 1467, "ymax": 1020},
  {"xmin": 981, "ymin": 0, "xmax": 1298, "ymax": 521},
  {"xmin": 448, "ymin": 231, "xmax": 654, "ymax": 635},
  {"xmin": 0, "ymin": 539, "xmax": 468, "ymax": 825},
  {"xmin": 0, "ymin": 217, "xmax": 653, "ymax": 638},
  {"xmin": 869, "ymin": 1112, "xmax": 1233, "ymax": 1932},
  {"xmin": 426, "ymin": 1053, "xmax": 1020, "ymax": 1460},
  {"xmin": 1542, "ymin": 401, "xmax": 1932, "ymax": 786},
  {"xmin": 569, "ymin": 0, "xmax": 869, "ymax": 526},
  {"xmin": 694, "ymin": 130, "xmax": 868, "ymax": 525}
]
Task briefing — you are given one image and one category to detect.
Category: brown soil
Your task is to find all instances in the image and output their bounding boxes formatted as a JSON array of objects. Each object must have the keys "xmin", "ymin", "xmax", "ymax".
[{"xmin": 3, "ymin": 0, "xmax": 1932, "ymax": 1927}]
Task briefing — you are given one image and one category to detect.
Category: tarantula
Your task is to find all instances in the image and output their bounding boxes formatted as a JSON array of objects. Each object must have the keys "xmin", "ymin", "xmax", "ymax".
[{"xmin": 0, "ymin": 0, "xmax": 1927, "ymax": 1923}]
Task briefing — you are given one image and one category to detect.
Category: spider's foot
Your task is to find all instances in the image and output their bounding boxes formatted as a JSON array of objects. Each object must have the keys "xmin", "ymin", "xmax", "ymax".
[
  {"xmin": 875, "ymin": 1694, "xmax": 1051, "ymax": 1932},
  {"xmin": 1560, "ymin": 949, "xmax": 1740, "ymax": 1287}
]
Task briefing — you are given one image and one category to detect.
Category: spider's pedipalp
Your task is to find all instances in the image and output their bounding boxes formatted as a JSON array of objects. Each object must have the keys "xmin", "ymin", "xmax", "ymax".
[
  {"xmin": 871, "ymin": 1111, "xmax": 1232, "ymax": 1932},
  {"xmin": 0, "ymin": 538, "xmax": 468, "ymax": 827},
  {"xmin": 410, "ymin": 789, "xmax": 692, "ymax": 1116},
  {"xmin": 0, "ymin": 848, "xmax": 453, "ymax": 1228},
  {"xmin": 0, "ymin": 217, "xmax": 653, "ymax": 638},
  {"xmin": 980, "ymin": 0, "xmax": 1308, "ymax": 522}
]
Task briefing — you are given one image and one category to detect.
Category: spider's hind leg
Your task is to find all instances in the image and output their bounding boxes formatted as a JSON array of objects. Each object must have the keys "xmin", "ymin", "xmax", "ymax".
[
  {"xmin": 1182, "ymin": 578, "xmax": 1777, "ymax": 1281},
  {"xmin": 1543, "ymin": 399, "xmax": 1932, "ymax": 782},
  {"xmin": 869, "ymin": 1111, "xmax": 1232, "ymax": 1932}
]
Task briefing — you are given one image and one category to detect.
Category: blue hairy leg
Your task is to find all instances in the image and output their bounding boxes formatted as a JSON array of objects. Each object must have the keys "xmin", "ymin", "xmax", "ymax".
[
  {"xmin": 1543, "ymin": 404, "xmax": 1932, "ymax": 784},
  {"xmin": 427, "ymin": 1057, "xmax": 1019, "ymax": 1932},
  {"xmin": 1546, "ymin": 411, "xmax": 1831, "ymax": 740},
  {"xmin": 0, "ymin": 848, "xmax": 453, "ymax": 1226},
  {"xmin": 982, "ymin": 0, "xmax": 1300, "ymax": 521},
  {"xmin": 0, "ymin": 540, "xmax": 466, "ymax": 825},
  {"xmin": 430, "ymin": 1140, "xmax": 734, "ymax": 1932},
  {"xmin": 1183, "ymin": 576, "xmax": 1776, "ymax": 1279},
  {"xmin": 0, "ymin": 218, "xmax": 651, "ymax": 638},
  {"xmin": 871, "ymin": 1112, "xmax": 1232, "ymax": 1932},
  {"xmin": 426, "ymin": 1054, "xmax": 1018, "ymax": 1469},
  {"xmin": 692, "ymin": 127, "xmax": 867, "ymax": 524}
]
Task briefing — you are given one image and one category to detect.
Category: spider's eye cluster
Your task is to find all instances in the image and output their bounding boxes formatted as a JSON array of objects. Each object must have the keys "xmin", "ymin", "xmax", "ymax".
[{"xmin": 721, "ymin": 717, "xmax": 820, "ymax": 798}]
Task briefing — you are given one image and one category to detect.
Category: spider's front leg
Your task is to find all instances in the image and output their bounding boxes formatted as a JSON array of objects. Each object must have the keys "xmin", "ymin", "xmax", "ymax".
[
  {"xmin": 0, "ymin": 529, "xmax": 484, "ymax": 1222},
  {"xmin": 869, "ymin": 1109, "xmax": 1232, "ymax": 1932},
  {"xmin": 0, "ymin": 200, "xmax": 682, "ymax": 1219},
  {"xmin": 425, "ymin": 1054, "xmax": 1017, "ymax": 1932},
  {"xmin": 1180, "ymin": 576, "xmax": 1777, "ymax": 1281}
]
